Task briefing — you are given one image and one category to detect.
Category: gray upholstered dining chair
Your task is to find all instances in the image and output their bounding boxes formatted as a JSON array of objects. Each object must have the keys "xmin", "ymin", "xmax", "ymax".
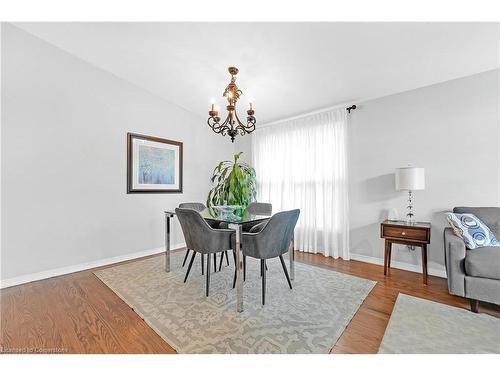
[
  {"xmin": 246, "ymin": 202, "xmax": 272, "ymax": 216},
  {"xmin": 232, "ymin": 209, "xmax": 300, "ymax": 305},
  {"xmin": 179, "ymin": 202, "xmax": 206, "ymax": 212},
  {"xmin": 175, "ymin": 208, "xmax": 234, "ymax": 296},
  {"xmin": 239, "ymin": 202, "xmax": 272, "ymax": 277},
  {"xmin": 216, "ymin": 201, "xmax": 273, "ymax": 273},
  {"xmin": 178, "ymin": 202, "xmax": 229, "ymax": 273}
]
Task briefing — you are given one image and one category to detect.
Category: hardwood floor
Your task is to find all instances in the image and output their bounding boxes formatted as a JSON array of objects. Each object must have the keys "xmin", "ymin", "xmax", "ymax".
[{"xmin": 1, "ymin": 250, "xmax": 498, "ymax": 354}]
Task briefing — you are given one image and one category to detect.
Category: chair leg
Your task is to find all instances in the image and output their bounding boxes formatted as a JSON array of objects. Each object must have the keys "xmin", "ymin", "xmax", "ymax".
[
  {"xmin": 243, "ymin": 256, "xmax": 246, "ymax": 281},
  {"xmin": 201, "ymin": 253, "xmax": 204, "ymax": 275},
  {"xmin": 279, "ymin": 255, "xmax": 293, "ymax": 289},
  {"xmin": 182, "ymin": 249, "xmax": 190, "ymax": 267},
  {"xmin": 206, "ymin": 253, "xmax": 211, "ymax": 297},
  {"xmin": 213, "ymin": 253, "xmax": 217, "ymax": 273},
  {"xmin": 470, "ymin": 299, "xmax": 479, "ymax": 313},
  {"xmin": 260, "ymin": 260, "xmax": 267, "ymax": 277},
  {"xmin": 261, "ymin": 259, "xmax": 266, "ymax": 305},
  {"xmin": 184, "ymin": 251, "xmax": 196, "ymax": 283},
  {"xmin": 225, "ymin": 251, "xmax": 229, "ymax": 265},
  {"xmin": 232, "ymin": 251, "xmax": 237, "ymax": 289},
  {"xmin": 218, "ymin": 251, "xmax": 224, "ymax": 271}
]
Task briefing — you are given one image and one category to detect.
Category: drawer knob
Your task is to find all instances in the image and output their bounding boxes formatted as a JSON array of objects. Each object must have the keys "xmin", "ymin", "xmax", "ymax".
[{"xmin": 402, "ymin": 231, "xmax": 406, "ymax": 235}]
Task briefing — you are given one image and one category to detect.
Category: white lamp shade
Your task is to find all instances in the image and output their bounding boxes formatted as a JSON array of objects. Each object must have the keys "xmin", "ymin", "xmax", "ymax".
[{"xmin": 395, "ymin": 167, "xmax": 425, "ymax": 191}]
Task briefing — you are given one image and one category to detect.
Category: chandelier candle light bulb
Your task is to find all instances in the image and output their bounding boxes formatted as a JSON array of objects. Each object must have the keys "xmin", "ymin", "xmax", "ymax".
[{"xmin": 207, "ymin": 67, "xmax": 257, "ymax": 142}]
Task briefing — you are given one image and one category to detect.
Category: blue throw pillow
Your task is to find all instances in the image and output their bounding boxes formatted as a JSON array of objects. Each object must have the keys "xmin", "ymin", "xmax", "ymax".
[{"xmin": 446, "ymin": 213, "xmax": 500, "ymax": 249}]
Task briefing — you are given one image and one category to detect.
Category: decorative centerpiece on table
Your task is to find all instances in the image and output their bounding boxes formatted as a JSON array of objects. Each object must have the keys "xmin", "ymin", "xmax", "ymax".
[
  {"xmin": 207, "ymin": 152, "xmax": 257, "ymax": 219},
  {"xmin": 211, "ymin": 205, "xmax": 243, "ymax": 221}
]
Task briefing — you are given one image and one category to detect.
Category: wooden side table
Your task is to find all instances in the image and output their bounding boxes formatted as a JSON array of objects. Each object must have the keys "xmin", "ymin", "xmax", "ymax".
[{"xmin": 380, "ymin": 220, "xmax": 431, "ymax": 284}]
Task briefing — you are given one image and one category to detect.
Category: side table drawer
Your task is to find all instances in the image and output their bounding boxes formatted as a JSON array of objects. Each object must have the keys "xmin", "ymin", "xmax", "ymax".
[{"xmin": 382, "ymin": 225, "xmax": 428, "ymax": 241}]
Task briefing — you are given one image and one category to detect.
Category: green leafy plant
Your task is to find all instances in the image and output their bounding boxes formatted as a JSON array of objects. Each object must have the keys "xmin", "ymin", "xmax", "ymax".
[{"xmin": 207, "ymin": 152, "xmax": 257, "ymax": 209}]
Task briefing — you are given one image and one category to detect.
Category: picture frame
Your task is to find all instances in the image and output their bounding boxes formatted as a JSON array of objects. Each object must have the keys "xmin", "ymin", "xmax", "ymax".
[{"xmin": 127, "ymin": 132, "xmax": 183, "ymax": 193}]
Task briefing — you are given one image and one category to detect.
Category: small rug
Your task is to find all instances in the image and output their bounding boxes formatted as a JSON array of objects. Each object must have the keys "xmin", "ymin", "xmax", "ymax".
[
  {"xmin": 94, "ymin": 252, "xmax": 375, "ymax": 353},
  {"xmin": 378, "ymin": 293, "xmax": 500, "ymax": 354}
]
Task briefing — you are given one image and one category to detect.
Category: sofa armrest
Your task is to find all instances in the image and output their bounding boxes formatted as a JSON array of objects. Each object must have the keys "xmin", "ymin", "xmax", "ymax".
[{"xmin": 443, "ymin": 227, "xmax": 466, "ymax": 296}]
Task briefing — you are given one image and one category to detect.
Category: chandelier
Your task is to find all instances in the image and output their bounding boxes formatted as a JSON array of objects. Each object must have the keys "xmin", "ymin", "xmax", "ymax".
[{"xmin": 207, "ymin": 67, "xmax": 256, "ymax": 142}]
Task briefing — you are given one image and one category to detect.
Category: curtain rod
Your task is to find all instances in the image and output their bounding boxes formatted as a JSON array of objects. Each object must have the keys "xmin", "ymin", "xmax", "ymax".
[{"xmin": 258, "ymin": 102, "xmax": 357, "ymax": 129}]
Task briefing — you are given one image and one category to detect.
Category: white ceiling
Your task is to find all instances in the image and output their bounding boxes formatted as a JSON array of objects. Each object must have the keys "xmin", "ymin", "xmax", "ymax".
[{"xmin": 14, "ymin": 22, "xmax": 499, "ymax": 123}]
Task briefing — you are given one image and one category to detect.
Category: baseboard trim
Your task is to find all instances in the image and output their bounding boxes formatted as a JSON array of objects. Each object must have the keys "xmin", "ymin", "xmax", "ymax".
[
  {"xmin": 0, "ymin": 243, "xmax": 186, "ymax": 289},
  {"xmin": 350, "ymin": 253, "xmax": 447, "ymax": 278}
]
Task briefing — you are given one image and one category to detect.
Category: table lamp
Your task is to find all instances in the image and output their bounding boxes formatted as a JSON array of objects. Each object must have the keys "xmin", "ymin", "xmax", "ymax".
[{"xmin": 395, "ymin": 167, "xmax": 425, "ymax": 223}]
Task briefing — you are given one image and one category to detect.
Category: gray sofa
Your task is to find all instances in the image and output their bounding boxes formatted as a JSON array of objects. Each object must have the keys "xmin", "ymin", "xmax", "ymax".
[{"xmin": 444, "ymin": 207, "xmax": 500, "ymax": 312}]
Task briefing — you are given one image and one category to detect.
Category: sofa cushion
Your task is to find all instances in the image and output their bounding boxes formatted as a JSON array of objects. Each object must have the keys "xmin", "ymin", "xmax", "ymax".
[
  {"xmin": 465, "ymin": 246, "xmax": 500, "ymax": 279},
  {"xmin": 454, "ymin": 207, "xmax": 500, "ymax": 240}
]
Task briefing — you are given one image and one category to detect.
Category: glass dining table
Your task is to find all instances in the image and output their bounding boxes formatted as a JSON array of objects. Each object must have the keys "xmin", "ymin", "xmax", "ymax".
[{"xmin": 163, "ymin": 207, "xmax": 295, "ymax": 312}]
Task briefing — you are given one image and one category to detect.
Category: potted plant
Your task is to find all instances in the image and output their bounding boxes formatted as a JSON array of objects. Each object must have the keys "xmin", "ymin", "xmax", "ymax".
[{"xmin": 207, "ymin": 152, "xmax": 257, "ymax": 210}]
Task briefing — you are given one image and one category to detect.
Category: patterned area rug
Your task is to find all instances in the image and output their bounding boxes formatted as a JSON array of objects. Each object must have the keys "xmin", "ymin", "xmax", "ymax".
[
  {"xmin": 379, "ymin": 294, "xmax": 500, "ymax": 354},
  {"xmin": 94, "ymin": 252, "xmax": 375, "ymax": 353}
]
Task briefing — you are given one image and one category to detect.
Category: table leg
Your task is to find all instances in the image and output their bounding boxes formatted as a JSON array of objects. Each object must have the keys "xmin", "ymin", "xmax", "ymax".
[
  {"xmin": 421, "ymin": 244, "xmax": 428, "ymax": 285},
  {"xmin": 165, "ymin": 213, "xmax": 171, "ymax": 272},
  {"xmin": 384, "ymin": 240, "xmax": 391, "ymax": 276},
  {"xmin": 387, "ymin": 242, "xmax": 392, "ymax": 269},
  {"xmin": 289, "ymin": 235, "xmax": 295, "ymax": 281},
  {"xmin": 230, "ymin": 223, "xmax": 244, "ymax": 312}
]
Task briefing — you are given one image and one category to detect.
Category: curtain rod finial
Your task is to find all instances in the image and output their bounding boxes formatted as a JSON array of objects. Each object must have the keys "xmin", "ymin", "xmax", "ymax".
[{"xmin": 346, "ymin": 105, "xmax": 357, "ymax": 114}]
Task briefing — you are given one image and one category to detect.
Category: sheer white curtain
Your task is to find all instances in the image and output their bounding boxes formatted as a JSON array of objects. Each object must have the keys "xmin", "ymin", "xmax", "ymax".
[{"xmin": 252, "ymin": 108, "xmax": 349, "ymax": 259}]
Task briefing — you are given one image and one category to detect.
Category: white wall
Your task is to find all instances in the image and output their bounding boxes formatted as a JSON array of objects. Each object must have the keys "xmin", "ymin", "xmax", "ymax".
[
  {"xmin": 349, "ymin": 70, "xmax": 500, "ymax": 274},
  {"xmin": 233, "ymin": 134, "xmax": 252, "ymax": 163},
  {"xmin": 1, "ymin": 24, "xmax": 233, "ymax": 284}
]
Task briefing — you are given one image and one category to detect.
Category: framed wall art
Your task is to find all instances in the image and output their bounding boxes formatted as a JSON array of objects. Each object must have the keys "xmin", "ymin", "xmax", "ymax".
[{"xmin": 127, "ymin": 133, "xmax": 183, "ymax": 193}]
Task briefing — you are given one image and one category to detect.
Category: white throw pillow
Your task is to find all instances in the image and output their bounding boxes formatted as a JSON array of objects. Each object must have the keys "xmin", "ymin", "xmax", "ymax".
[{"xmin": 446, "ymin": 213, "xmax": 500, "ymax": 249}]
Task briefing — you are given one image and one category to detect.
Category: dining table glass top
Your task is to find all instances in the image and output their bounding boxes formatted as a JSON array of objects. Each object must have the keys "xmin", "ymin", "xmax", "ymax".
[{"xmin": 200, "ymin": 207, "xmax": 271, "ymax": 225}]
